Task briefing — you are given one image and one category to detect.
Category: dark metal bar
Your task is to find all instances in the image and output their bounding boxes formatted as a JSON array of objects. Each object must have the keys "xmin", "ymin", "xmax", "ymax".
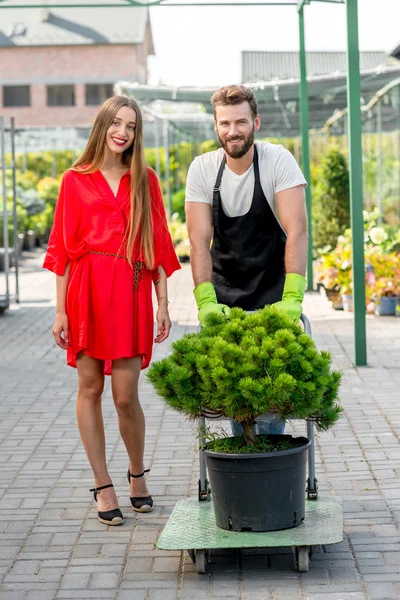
[
  {"xmin": 11, "ymin": 118, "xmax": 19, "ymax": 304},
  {"xmin": 198, "ymin": 417, "xmax": 208, "ymax": 499},
  {"xmin": 298, "ymin": 6, "xmax": 313, "ymax": 291},
  {"xmin": 1, "ymin": 117, "xmax": 10, "ymax": 308}
]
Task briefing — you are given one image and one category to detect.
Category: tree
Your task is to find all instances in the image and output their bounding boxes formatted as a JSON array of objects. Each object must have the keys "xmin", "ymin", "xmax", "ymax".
[{"xmin": 312, "ymin": 147, "xmax": 350, "ymax": 253}]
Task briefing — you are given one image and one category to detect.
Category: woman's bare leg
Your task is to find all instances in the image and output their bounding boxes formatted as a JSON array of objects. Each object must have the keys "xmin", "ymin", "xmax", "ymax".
[
  {"xmin": 111, "ymin": 357, "xmax": 149, "ymax": 498},
  {"xmin": 76, "ymin": 353, "xmax": 119, "ymax": 512}
]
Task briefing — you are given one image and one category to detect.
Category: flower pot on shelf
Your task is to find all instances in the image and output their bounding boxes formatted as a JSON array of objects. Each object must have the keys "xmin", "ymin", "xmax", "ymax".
[
  {"xmin": 375, "ymin": 296, "xmax": 399, "ymax": 316},
  {"xmin": 23, "ymin": 230, "xmax": 36, "ymax": 251},
  {"xmin": 341, "ymin": 293, "xmax": 353, "ymax": 312}
]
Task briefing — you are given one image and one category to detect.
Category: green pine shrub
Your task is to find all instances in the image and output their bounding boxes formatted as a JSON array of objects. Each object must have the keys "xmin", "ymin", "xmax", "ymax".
[{"xmin": 147, "ymin": 307, "xmax": 342, "ymax": 446}]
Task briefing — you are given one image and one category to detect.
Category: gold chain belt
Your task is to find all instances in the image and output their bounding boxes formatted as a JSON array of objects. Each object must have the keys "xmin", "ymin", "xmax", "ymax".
[{"xmin": 88, "ymin": 250, "xmax": 145, "ymax": 291}]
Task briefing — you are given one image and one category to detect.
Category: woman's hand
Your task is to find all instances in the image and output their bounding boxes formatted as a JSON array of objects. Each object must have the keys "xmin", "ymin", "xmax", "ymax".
[
  {"xmin": 52, "ymin": 311, "xmax": 69, "ymax": 349},
  {"xmin": 154, "ymin": 299, "xmax": 171, "ymax": 343}
]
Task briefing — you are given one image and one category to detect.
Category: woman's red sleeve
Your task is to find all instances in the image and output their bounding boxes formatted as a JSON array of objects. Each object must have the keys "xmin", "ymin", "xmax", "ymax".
[{"xmin": 42, "ymin": 173, "xmax": 69, "ymax": 276}]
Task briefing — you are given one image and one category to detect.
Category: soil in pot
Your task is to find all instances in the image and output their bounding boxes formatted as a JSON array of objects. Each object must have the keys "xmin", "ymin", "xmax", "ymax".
[{"xmin": 203, "ymin": 434, "xmax": 311, "ymax": 533}]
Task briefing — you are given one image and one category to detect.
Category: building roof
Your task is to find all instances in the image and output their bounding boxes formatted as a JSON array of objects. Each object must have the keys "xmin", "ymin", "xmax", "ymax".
[
  {"xmin": 242, "ymin": 51, "xmax": 399, "ymax": 82},
  {"xmin": 0, "ymin": 0, "xmax": 153, "ymax": 48}
]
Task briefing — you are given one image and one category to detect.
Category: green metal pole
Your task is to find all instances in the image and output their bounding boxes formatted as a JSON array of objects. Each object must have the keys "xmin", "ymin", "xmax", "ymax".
[
  {"xmin": 398, "ymin": 85, "xmax": 400, "ymax": 218},
  {"xmin": 298, "ymin": 6, "xmax": 313, "ymax": 290},
  {"xmin": 346, "ymin": 0, "xmax": 367, "ymax": 366},
  {"xmin": 377, "ymin": 101, "xmax": 383, "ymax": 223}
]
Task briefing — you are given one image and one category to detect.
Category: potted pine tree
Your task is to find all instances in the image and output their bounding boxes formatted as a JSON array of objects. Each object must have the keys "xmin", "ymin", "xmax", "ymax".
[{"xmin": 147, "ymin": 307, "xmax": 342, "ymax": 532}]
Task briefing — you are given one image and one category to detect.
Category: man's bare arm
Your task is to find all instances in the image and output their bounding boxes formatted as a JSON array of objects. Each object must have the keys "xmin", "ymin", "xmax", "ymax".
[
  {"xmin": 185, "ymin": 202, "xmax": 214, "ymax": 287},
  {"xmin": 276, "ymin": 185, "xmax": 308, "ymax": 277}
]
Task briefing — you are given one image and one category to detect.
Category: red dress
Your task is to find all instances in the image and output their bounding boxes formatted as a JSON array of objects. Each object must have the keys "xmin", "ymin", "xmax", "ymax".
[{"xmin": 43, "ymin": 167, "xmax": 181, "ymax": 375}]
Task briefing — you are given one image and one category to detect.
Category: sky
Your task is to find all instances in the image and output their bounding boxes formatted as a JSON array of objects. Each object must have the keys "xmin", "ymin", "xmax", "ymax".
[{"xmin": 147, "ymin": 0, "xmax": 400, "ymax": 87}]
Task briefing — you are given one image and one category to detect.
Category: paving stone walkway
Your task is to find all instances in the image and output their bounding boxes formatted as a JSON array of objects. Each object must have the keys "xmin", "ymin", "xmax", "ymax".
[{"xmin": 0, "ymin": 248, "xmax": 400, "ymax": 600}]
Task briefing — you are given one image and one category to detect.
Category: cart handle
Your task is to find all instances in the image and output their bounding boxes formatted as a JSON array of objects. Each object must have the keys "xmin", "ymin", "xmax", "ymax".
[{"xmin": 300, "ymin": 313, "xmax": 312, "ymax": 337}]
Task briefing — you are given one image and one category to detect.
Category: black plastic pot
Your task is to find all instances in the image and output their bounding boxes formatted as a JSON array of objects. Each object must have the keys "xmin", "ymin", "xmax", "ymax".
[{"xmin": 203, "ymin": 434, "xmax": 311, "ymax": 532}]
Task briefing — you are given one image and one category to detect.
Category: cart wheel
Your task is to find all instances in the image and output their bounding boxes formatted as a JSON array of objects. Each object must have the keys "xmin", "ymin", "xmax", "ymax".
[
  {"xmin": 195, "ymin": 549, "xmax": 208, "ymax": 574},
  {"xmin": 0, "ymin": 307, "xmax": 6, "ymax": 314},
  {"xmin": 293, "ymin": 546, "xmax": 309, "ymax": 572},
  {"xmin": 187, "ymin": 549, "xmax": 195, "ymax": 564}
]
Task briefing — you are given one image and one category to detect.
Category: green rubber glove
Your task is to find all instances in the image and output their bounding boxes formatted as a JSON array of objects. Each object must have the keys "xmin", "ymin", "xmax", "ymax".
[
  {"xmin": 193, "ymin": 282, "xmax": 231, "ymax": 326},
  {"xmin": 271, "ymin": 273, "xmax": 307, "ymax": 322}
]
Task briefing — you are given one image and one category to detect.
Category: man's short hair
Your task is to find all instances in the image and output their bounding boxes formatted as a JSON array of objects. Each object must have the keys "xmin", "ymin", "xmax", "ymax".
[{"xmin": 211, "ymin": 85, "xmax": 258, "ymax": 120}]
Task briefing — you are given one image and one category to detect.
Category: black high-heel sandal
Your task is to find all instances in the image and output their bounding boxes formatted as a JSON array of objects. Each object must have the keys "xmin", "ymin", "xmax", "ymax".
[
  {"xmin": 89, "ymin": 483, "xmax": 124, "ymax": 526},
  {"xmin": 127, "ymin": 468, "xmax": 153, "ymax": 513}
]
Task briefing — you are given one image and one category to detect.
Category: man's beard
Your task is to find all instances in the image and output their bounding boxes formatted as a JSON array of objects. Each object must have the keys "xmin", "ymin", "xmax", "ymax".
[{"xmin": 217, "ymin": 127, "xmax": 255, "ymax": 159}]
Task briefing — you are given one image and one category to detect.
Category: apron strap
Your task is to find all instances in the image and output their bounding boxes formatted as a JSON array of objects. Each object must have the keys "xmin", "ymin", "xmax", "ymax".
[
  {"xmin": 253, "ymin": 144, "xmax": 260, "ymax": 185},
  {"xmin": 212, "ymin": 154, "xmax": 226, "ymax": 228}
]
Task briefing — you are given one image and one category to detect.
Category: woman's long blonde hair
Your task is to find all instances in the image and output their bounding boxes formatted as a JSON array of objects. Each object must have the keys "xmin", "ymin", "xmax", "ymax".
[{"xmin": 71, "ymin": 95, "xmax": 154, "ymax": 269}]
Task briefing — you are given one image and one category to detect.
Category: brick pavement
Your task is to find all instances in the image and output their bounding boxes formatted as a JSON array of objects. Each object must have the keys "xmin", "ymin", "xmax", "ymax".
[{"xmin": 0, "ymin": 248, "xmax": 400, "ymax": 599}]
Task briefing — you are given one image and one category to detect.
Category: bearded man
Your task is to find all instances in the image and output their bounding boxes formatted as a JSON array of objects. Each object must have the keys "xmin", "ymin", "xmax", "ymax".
[{"xmin": 185, "ymin": 85, "xmax": 308, "ymax": 435}]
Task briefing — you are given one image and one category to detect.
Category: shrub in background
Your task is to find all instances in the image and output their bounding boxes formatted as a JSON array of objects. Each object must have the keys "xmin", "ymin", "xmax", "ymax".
[{"xmin": 312, "ymin": 148, "xmax": 350, "ymax": 253}]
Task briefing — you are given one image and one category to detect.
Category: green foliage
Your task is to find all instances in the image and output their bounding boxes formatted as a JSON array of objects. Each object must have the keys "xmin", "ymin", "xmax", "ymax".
[
  {"xmin": 168, "ymin": 214, "xmax": 188, "ymax": 246},
  {"xmin": 0, "ymin": 203, "xmax": 28, "ymax": 246},
  {"xmin": 315, "ymin": 208, "xmax": 400, "ymax": 298},
  {"xmin": 171, "ymin": 187, "xmax": 186, "ymax": 221},
  {"xmin": 37, "ymin": 177, "xmax": 61, "ymax": 207},
  {"xmin": 17, "ymin": 188, "xmax": 45, "ymax": 216},
  {"xmin": 16, "ymin": 170, "xmax": 40, "ymax": 191},
  {"xmin": 26, "ymin": 210, "xmax": 49, "ymax": 236},
  {"xmin": 14, "ymin": 150, "xmax": 78, "ymax": 179},
  {"xmin": 147, "ymin": 307, "xmax": 342, "ymax": 444},
  {"xmin": 312, "ymin": 147, "xmax": 350, "ymax": 252}
]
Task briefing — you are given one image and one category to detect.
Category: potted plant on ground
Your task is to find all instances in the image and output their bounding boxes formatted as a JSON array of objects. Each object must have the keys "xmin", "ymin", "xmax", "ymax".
[
  {"xmin": 147, "ymin": 307, "xmax": 342, "ymax": 532},
  {"xmin": 316, "ymin": 212, "xmax": 400, "ymax": 315},
  {"xmin": 365, "ymin": 247, "xmax": 400, "ymax": 316},
  {"xmin": 315, "ymin": 234, "xmax": 353, "ymax": 311}
]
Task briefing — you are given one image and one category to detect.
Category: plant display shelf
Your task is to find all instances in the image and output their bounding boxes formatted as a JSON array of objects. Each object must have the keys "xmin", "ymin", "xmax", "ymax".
[{"xmin": 157, "ymin": 315, "xmax": 343, "ymax": 573}]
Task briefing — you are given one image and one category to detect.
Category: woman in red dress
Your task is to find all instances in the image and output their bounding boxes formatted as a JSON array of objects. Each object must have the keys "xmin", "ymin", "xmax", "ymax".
[{"xmin": 44, "ymin": 96, "xmax": 180, "ymax": 525}]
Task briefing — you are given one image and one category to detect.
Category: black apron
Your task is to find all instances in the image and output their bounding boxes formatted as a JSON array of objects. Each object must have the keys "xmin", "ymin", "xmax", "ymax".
[{"xmin": 211, "ymin": 145, "xmax": 286, "ymax": 311}]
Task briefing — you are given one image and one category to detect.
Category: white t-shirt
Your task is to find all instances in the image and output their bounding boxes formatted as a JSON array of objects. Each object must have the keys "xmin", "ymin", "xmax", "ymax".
[{"xmin": 185, "ymin": 141, "xmax": 307, "ymax": 230}]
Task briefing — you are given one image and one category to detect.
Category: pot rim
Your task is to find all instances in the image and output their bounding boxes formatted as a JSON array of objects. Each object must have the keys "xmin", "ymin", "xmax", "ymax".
[{"xmin": 202, "ymin": 434, "xmax": 311, "ymax": 460}]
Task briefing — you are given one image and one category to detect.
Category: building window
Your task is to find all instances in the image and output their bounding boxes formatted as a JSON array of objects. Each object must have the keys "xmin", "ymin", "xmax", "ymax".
[
  {"xmin": 85, "ymin": 83, "xmax": 114, "ymax": 106},
  {"xmin": 3, "ymin": 85, "xmax": 30, "ymax": 107},
  {"xmin": 47, "ymin": 85, "xmax": 75, "ymax": 107}
]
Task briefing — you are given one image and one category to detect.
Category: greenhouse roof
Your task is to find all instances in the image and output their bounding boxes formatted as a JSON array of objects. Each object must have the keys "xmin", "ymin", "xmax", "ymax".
[{"xmin": 116, "ymin": 63, "xmax": 400, "ymax": 138}]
